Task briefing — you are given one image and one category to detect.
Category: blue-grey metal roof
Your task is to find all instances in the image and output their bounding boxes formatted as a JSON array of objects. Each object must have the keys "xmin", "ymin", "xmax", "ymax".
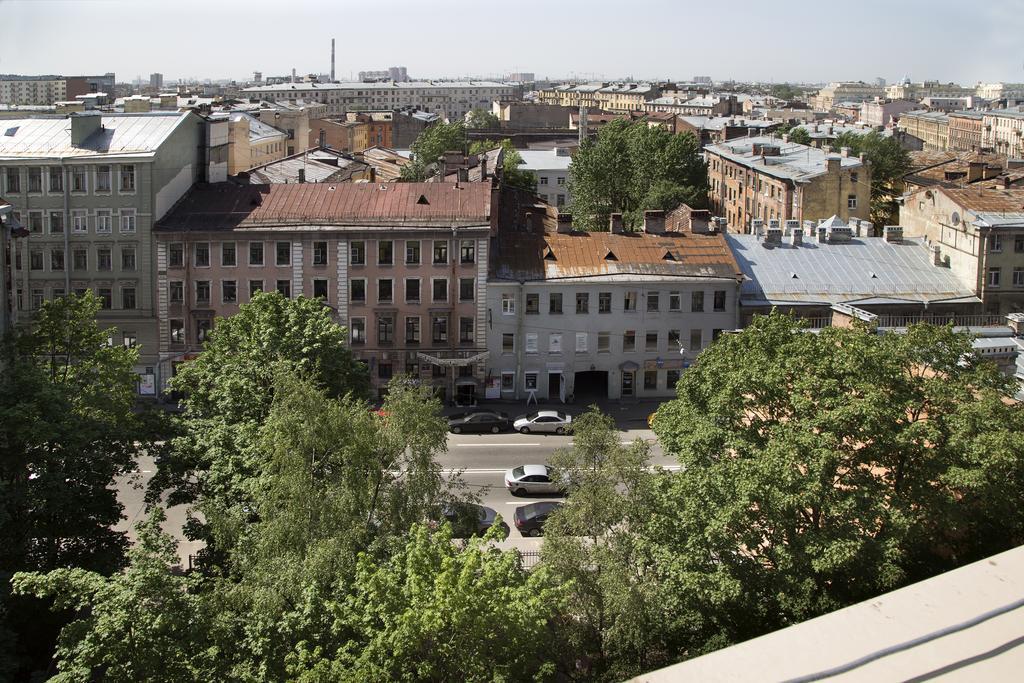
[
  {"xmin": 706, "ymin": 135, "xmax": 864, "ymax": 183},
  {"xmin": 727, "ymin": 232, "xmax": 978, "ymax": 306},
  {"xmin": 0, "ymin": 112, "xmax": 190, "ymax": 160}
]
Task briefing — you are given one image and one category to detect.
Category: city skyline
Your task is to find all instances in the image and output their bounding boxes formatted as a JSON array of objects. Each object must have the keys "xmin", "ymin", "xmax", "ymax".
[{"xmin": 2, "ymin": 0, "xmax": 1022, "ymax": 85}]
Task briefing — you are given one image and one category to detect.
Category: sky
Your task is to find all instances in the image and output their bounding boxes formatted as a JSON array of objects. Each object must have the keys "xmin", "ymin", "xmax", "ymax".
[{"xmin": 2, "ymin": 0, "xmax": 1022, "ymax": 85}]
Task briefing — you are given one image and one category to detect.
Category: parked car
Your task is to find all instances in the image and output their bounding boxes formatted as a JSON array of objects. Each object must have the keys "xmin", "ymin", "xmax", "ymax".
[
  {"xmin": 448, "ymin": 410, "xmax": 512, "ymax": 434},
  {"xmin": 504, "ymin": 464, "xmax": 563, "ymax": 496},
  {"xmin": 514, "ymin": 501, "xmax": 562, "ymax": 537},
  {"xmin": 434, "ymin": 502, "xmax": 504, "ymax": 538},
  {"xmin": 513, "ymin": 410, "xmax": 572, "ymax": 435}
]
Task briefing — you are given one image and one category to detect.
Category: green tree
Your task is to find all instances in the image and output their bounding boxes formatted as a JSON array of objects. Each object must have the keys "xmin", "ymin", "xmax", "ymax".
[
  {"xmin": 568, "ymin": 119, "xmax": 707, "ymax": 231},
  {"xmin": 646, "ymin": 313, "xmax": 1024, "ymax": 652},
  {"xmin": 786, "ymin": 126, "xmax": 811, "ymax": 146},
  {"xmin": 12, "ymin": 509, "xmax": 223, "ymax": 683},
  {"xmin": 0, "ymin": 292, "xmax": 144, "ymax": 680},
  {"xmin": 469, "ymin": 138, "xmax": 538, "ymax": 192},
  {"xmin": 543, "ymin": 408, "xmax": 670, "ymax": 681},
  {"xmin": 769, "ymin": 83, "xmax": 803, "ymax": 102},
  {"xmin": 465, "ymin": 107, "xmax": 500, "ymax": 129},
  {"xmin": 830, "ymin": 130, "xmax": 910, "ymax": 227},
  {"xmin": 400, "ymin": 121, "xmax": 468, "ymax": 181}
]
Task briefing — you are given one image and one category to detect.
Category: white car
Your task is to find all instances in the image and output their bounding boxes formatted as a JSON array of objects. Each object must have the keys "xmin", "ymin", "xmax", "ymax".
[
  {"xmin": 513, "ymin": 410, "xmax": 572, "ymax": 435},
  {"xmin": 504, "ymin": 464, "xmax": 563, "ymax": 496}
]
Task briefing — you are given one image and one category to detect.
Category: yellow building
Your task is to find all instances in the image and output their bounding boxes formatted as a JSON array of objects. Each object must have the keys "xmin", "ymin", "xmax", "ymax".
[{"xmin": 227, "ymin": 112, "xmax": 289, "ymax": 175}]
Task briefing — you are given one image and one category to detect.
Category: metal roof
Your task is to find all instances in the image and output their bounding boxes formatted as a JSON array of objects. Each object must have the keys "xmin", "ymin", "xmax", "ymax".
[
  {"xmin": 705, "ymin": 136, "xmax": 864, "ymax": 183},
  {"xmin": 244, "ymin": 153, "xmax": 365, "ymax": 184},
  {"xmin": 227, "ymin": 112, "xmax": 287, "ymax": 144},
  {"xmin": 0, "ymin": 112, "xmax": 191, "ymax": 160},
  {"xmin": 727, "ymin": 232, "xmax": 978, "ymax": 306},
  {"xmin": 517, "ymin": 149, "xmax": 572, "ymax": 171}
]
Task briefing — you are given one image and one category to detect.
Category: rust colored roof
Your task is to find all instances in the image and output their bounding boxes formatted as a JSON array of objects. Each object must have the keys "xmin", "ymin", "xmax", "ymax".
[
  {"xmin": 156, "ymin": 181, "xmax": 492, "ymax": 232},
  {"xmin": 491, "ymin": 228, "xmax": 742, "ymax": 282},
  {"xmin": 941, "ymin": 186, "xmax": 1024, "ymax": 214}
]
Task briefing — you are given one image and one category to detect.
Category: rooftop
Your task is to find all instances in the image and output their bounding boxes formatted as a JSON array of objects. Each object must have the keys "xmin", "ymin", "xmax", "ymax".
[
  {"xmin": 242, "ymin": 80, "xmax": 514, "ymax": 93},
  {"xmin": 228, "ymin": 112, "xmax": 287, "ymax": 144},
  {"xmin": 940, "ymin": 187, "xmax": 1024, "ymax": 226},
  {"xmin": 156, "ymin": 181, "xmax": 492, "ymax": 232},
  {"xmin": 705, "ymin": 135, "xmax": 864, "ymax": 183},
  {"xmin": 0, "ymin": 112, "xmax": 191, "ymax": 159},
  {"xmin": 516, "ymin": 148, "xmax": 573, "ymax": 171},
  {"xmin": 243, "ymin": 150, "xmax": 366, "ymax": 184}
]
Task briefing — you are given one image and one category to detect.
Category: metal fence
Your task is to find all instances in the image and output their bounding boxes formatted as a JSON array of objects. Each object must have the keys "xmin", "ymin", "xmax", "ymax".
[{"xmin": 520, "ymin": 550, "xmax": 542, "ymax": 570}]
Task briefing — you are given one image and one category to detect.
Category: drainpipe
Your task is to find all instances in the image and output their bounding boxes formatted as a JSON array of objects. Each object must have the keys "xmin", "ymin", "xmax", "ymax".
[
  {"xmin": 450, "ymin": 226, "xmax": 458, "ymax": 402},
  {"xmin": 515, "ymin": 280, "xmax": 524, "ymax": 400},
  {"xmin": 62, "ymin": 160, "xmax": 70, "ymax": 294}
]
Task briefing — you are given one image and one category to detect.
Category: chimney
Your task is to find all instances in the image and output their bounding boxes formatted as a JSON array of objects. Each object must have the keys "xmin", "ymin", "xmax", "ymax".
[
  {"xmin": 331, "ymin": 38, "xmax": 336, "ymax": 82},
  {"xmin": 764, "ymin": 225, "xmax": 783, "ymax": 244},
  {"xmin": 817, "ymin": 225, "xmax": 828, "ymax": 242},
  {"xmin": 782, "ymin": 133, "xmax": 789, "ymax": 143},
  {"xmin": 457, "ymin": 167, "xmax": 470, "ymax": 183},
  {"xmin": 1004, "ymin": 176, "xmax": 1012, "ymax": 189},
  {"xmin": 750, "ymin": 218, "xmax": 764, "ymax": 235},
  {"xmin": 609, "ymin": 213, "xmax": 625, "ymax": 234},
  {"xmin": 479, "ymin": 156, "xmax": 488, "ymax": 179},
  {"xmin": 298, "ymin": 168, "xmax": 305, "ymax": 183},
  {"xmin": 967, "ymin": 161, "xmax": 985, "ymax": 182},
  {"xmin": 643, "ymin": 209, "xmax": 666, "ymax": 234},
  {"xmin": 368, "ymin": 166, "xmax": 376, "ymax": 183},
  {"xmin": 932, "ymin": 245, "xmax": 943, "ymax": 266},
  {"xmin": 850, "ymin": 218, "xmax": 861, "ymax": 237},
  {"xmin": 556, "ymin": 212, "xmax": 574, "ymax": 234},
  {"xmin": 524, "ymin": 211, "xmax": 533, "ymax": 232},
  {"xmin": 70, "ymin": 112, "xmax": 102, "ymax": 146},
  {"xmin": 826, "ymin": 157, "xmax": 841, "ymax": 174},
  {"xmin": 860, "ymin": 221, "xmax": 873, "ymax": 237},
  {"xmin": 840, "ymin": 146, "xmax": 851, "ymax": 157},
  {"xmin": 791, "ymin": 228, "xmax": 803, "ymax": 246},
  {"xmin": 883, "ymin": 225, "xmax": 903, "ymax": 242}
]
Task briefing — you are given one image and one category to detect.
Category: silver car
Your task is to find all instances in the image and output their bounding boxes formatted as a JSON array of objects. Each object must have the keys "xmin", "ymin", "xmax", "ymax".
[
  {"xmin": 513, "ymin": 410, "xmax": 572, "ymax": 435},
  {"xmin": 504, "ymin": 464, "xmax": 563, "ymax": 496}
]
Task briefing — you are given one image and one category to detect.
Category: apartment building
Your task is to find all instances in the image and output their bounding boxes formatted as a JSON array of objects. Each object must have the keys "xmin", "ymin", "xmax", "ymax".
[
  {"xmin": 226, "ymin": 112, "xmax": 289, "ymax": 175},
  {"xmin": 811, "ymin": 82, "xmax": 885, "ymax": 111},
  {"xmin": 517, "ymin": 148, "xmax": 573, "ymax": 207},
  {"xmin": 948, "ymin": 111, "xmax": 986, "ymax": 152},
  {"xmin": 644, "ymin": 95, "xmax": 740, "ymax": 117},
  {"xmin": 706, "ymin": 136, "xmax": 871, "ymax": 231},
  {"xmin": 0, "ymin": 73, "xmax": 116, "ymax": 105},
  {"xmin": 675, "ymin": 116, "xmax": 778, "ymax": 146},
  {"xmin": 0, "ymin": 111, "xmax": 208, "ymax": 391},
  {"xmin": 487, "ymin": 212, "xmax": 740, "ymax": 401},
  {"xmin": 860, "ymin": 99, "xmax": 918, "ymax": 127},
  {"xmin": 974, "ymin": 83, "xmax": 1024, "ymax": 101},
  {"xmin": 538, "ymin": 82, "xmax": 662, "ymax": 113},
  {"xmin": 901, "ymin": 185, "xmax": 1024, "ymax": 314},
  {"xmin": 884, "ymin": 80, "xmax": 973, "ymax": 101},
  {"xmin": 154, "ymin": 182, "xmax": 495, "ymax": 400},
  {"xmin": 982, "ymin": 109, "xmax": 1024, "ymax": 158},
  {"xmin": 898, "ymin": 111, "xmax": 951, "ymax": 151},
  {"xmin": 240, "ymin": 81, "xmax": 517, "ymax": 121}
]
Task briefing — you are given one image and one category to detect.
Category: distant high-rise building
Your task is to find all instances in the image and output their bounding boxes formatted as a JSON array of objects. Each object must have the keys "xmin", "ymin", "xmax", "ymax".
[
  {"xmin": 506, "ymin": 72, "xmax": 536, "ymax": 83},
  {"xmin": 150, "ymin": 73, "xmax": 163, "ymax": 91},
  {"xmin": 874, "ymin": 77, "xmax": 887, "ymax": 88},
  {"xmin": 359, "ymin": 67, "xmax": 409, "ymax": 83},
  {"xmin": 253, "ymin": 71, "xmax": 262, "ymax": 83},
  {"xmin": 693, "ymin": 76, "xmax": 712, "ymax": 84}
]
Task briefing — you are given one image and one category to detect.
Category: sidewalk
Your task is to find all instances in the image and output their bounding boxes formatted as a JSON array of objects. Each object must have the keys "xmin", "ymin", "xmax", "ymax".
[{"xmin": 441, "ymin": 396, "xmax": 669, "ymax": 430}]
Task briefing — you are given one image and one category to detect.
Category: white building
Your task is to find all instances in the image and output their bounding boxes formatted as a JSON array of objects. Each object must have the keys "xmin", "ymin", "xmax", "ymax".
[{"xmin": 517, "ymin": 148, "xmax": 573, "ymax": 208}]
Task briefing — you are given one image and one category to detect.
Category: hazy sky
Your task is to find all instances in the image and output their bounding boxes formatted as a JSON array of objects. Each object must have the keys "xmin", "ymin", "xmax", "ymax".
[{"xmin": 2, "ymin": 0, "xmax": 1022, "ymax": 85}]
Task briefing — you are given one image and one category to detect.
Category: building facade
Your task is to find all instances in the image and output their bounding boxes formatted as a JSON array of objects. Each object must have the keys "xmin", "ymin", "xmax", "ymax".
[
  {"xmin": 884, "ymin": 80, "xmax": 974, "ymax": 101},
  {"xmin": 154, "ymin": 182, "xmax": 496, "ymax": 400},
  {"xmin": 537, "ymin": 82, "xmax": 662, "ymax": 113},
  {"xmin": 898, "ymin": 110, "xmax": 951, "ymax": 151},
  {"xmin": 706, "ymin": 137, "xmax": 871, "ymax": 232},
  {"xmin": 860, "ymin": 99, "xmax": 918, "ymax": 127},
  {"xmin": 948, "ymin": 111, "xmax": 986, "ymax": 152},
  {"xmin": 982, "ymin": 109, "xmax": 1024, "ymax": 158},
  {"xmin": 1, "ymin": 111, "xmax": 208, "ymax": 390},
  {"xmin": 0, "ymin": 76, "xmax": 67, "ymax": 105},
  {"xmin": 516, "ymin": 148, "xmax": 573, "ymax": 208},
  {"xmin": 226, "ymin": 112, "xmax": 289, "ymax": 175},
  {"xmin": 811, "ymin": 82, "xmax": 885, "ymax": 111}
]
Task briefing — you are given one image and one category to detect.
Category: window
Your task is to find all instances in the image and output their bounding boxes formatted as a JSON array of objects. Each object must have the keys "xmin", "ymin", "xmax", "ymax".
[
  {"xmin": 28, "ymin": 211, "xmax": 42, "ymax": 233},
  {"xmin": 432, "ymin": 278, "xmax": 448, "ymax": 302},
  {"xmin": 646, "ymin": 331, "xmax": 659, "ymax": 351},
  {"xmin": 405, "ymin": 240, "xmax": 421, "ymax": 264},
  {"xmin": 669, "ymin": 291, "xmax": 681, "ymax": 311},
  {"xmin": 502, "ymin": 293, "xmax": 515, "ymax": 315},
  {"xmin": 5, "ymin": 168, "xmax": 19, "ymax": 193},
  {"xmin": 72, "ymin": 210, "xmax": 87, "ymax": 234},
  {"xmin": 458, "ymin": 277, "xmax": 474, "ymax": 301},
  {"xmin": 501, "ymin": 372, "xmax": 515, "ymax": 391},
  {"xmin": 1013, "ymin": 267, "xmax": 1024, "ymax": 287},
  {"xmin": 990, "ymin": 234, "xmax": 1002, "ymax": 253},
  {"xmin": 556, "ymin": 176, "xmax": 565, "ymax": 185},
  {"xmin": 690, "ymin": 328, "xmax": 703, "ymax": 350},
  {"xmin": 96, "ymin": 210, "xmax": 112, "ymax": 234},
  {"xmin": 196, "ymin": 320, "xmax": 211, "ymax": 344},
  {"xmin": 987, "ymin": 266, "xmax": 1001, "ymax": 287},
  {"xmin": 30, "ymin": 289, "xmax": 44, "ymax": 310},
  {"xmin": 27, "ymin": 167, "xmax": 41, "ymax": 193},
  {"xmin": 276, "ymin": 241, "xmax": 290, "ymax": 266},
  {"xmin": 195, "ymin": 242, "xmax": 210, "ymax": 267},
  {"xmin": 73, "ymin": 248, "xmax": 87, "ymax": 271},
  {"xmin": 120, "ymin": 165, "xmax": 135, "ymax": 192},
  {"xmin": 598, "ymin": 332, "xmax": 610, "ymax": 353},
  {"xmin": 647, "ymin": 291, "xmax": 660, "ymax": 312},
  {"xmin": 49, "ymin": 167, "xmax": 63, "ymax": 192},
  {"xmin": 170, "ymin": 319, "xmax": 185, "ymax": 344},
  {"xmin": 666, "ymin": 369, "xmax": 681, "ymax": 388},
  {"xmin": 377, "ymin": 314, "xmax": 394, "ymax": 344},
  {"xmin": 378, "ymin": 240, "xmax": 393, "ymax": 265},
  {"xmin": 313, "ymin": 279, "xmax": 328, "ymax": 299},
  {"xmin": 249, "ymin": 280, "xmax": 263, "ymax": 298},
  {"xmin": 549, "ymin": 332, "xmax": 562, "ymax": 353},
  {"xmin": 48, "ymin": 211, "xmax": 64, "ymax": 234},
  {"xmin": 313, "ymin": 241, "xmax": 328, "ymax": 266},
  {"xmin": 432, "ymin": 315, "xmax": 448, "ymax": 343},
  {"xmin": 378, "ymin": 362, "xmax": 393, "ymax": 380},
  {"xmin": 71, "ymin": 167, "xmax": 86, "ymax": 192},
  {"xmin": 277, "ymin": 279, "xmax": 291, "ymax": 297},
  {"xmin": 121, "ymin": 247, "xmax": 136, "ymax": 271},
  {"xmin": 624, "ymin": 291, "xmax": 637, "ymax": 311},
  {"xmin": 119, "ymin": 209, "xmax": 136, "ymax": 233},
  {"xmin": 847, "ymin": 195, "xmax": 857, "ymax": 209},
  {"xmin": 850, "ymin": 172, "xmax": 858, "ymax": 185},
  {"xmin": 169, "ymin": 281, "xmax": 183, "ymax": 303},
  {"xmin": 50, "ymin": 249, "xmax": 64, "ymax": 271},
  {"xmin": 432, "ymin": 240, "xmax": 448, "ymax": 264},
  {"xmin": 122, "ymin": 287, "xmax": 136, "ymax": 310},
  {"xmin": 575, "ymin": 332, "xmax": 588, "ymax": 353},
  {"xmin": 459, "ymin": 316, "xmax": 474, "ymax": 343},
  {"xmin": 97, "ymin": 247, "xmax": 111, "ymax": 271},
  {"xmin": 249, "ymin": 241, "xmax": 264, "ymax": 266},
  {"xmin": 525, "ymin": 333, "xmax": 538, "ymax": 353},
  {"xmin": 576, "ymin": 292, "xmax": 589, "ymax": 314},
  {"xmin": 502, "ymin": 333, "xmax": 515, "ymax": 353},
  {"xmin": 714, "ymin": 290, "xmax": 727, "ymax": 312},
  {"xmin": 97, "ymin": 288, "xmax": 112, "ymax": 309},
  {"xmin": 557, "ymin": 194, "xmax": 566, "ymax": 207},
  {"xmin": 221, "ymin": 242, "xmax": 236, "ymax": 267},
  {"xmin": 599, "ymin": 292, "xmax": 612, "ymax": 313},
  {"xmin": 525, "ymin": 372, "xmax": 538, "ymax": 391},
  {"xmin": 540, "ymin": 176, "xmax": 548, "ymax": 185},
  {"xmin": 405, "ymin": 316, "xmax": 421, "ymax": 343},
  {"xmin": 526, "ymin": 293, "xmax": 539, "ymax": 314},
  {"xmin": 377, "ymin": 278, "xmax": 393, "ymax": 303},
  {"xmin": 691, "ymin": 291, "xmax": 704, "ymax": 312},
  {"xmin": 122, "ymin": 332, "xmax": 137, "ymax": 348},
  {"xmin": 196, "ymin": 281, "xmax": 210, "ymax": 304},
  {"xmin": 96, "ymin": 165, "xmax": 111, "ymax": 192},
  {"xmin": 222, "ymin": 280, "xmax": 237, "ymax": 303},
  {"xmin": 460, "ymin": 240, "xmax": 475, "ymax": 263},
  {"xmin": 623, "ymin": 330, "xmax": 636, "ymax": 352},
  {"xmin": 644, "ymin": 371, "xmax": 657, "ymax": 390},
  {"xmin": 668, "ymin": 329, "xmax": 681, "ymax": 347},
  {"xmin": 1015, "ymin": 236, "xmax": 1024, "ymax": 254},
  {"xmin": 350, "ymin": 318, "xmax": 366, "ymax": 344},
  {"xmin": 350, "ymin": 241, "xmax": 365, "ymax": 265}
]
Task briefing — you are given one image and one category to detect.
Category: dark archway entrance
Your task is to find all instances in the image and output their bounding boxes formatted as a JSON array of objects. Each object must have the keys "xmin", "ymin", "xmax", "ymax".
[{"xmin": 573, "ymin": 370, "xmax": 608, "ymax": 400}]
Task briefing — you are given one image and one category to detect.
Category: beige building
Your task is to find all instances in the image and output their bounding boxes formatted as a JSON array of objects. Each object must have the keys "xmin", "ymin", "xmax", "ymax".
[
  {"xmin": 706, "ymin": 136, "xmax": 871, "ymax": 231},
  {"xmin": 538, "ymin": 82, "xmax": 662, "ymax": 113},
  {"xmin": 226, "ymin": 112, "xmax": 289, "ymax": 175},
  {"xmin": 0, "ymin": 76, "xmax": 67, "ymax": 105},
  {"xmin": 982, "ymin": 109, "xmax": 1024, "ymax": 158},
  {"xmin": 948, "ymin": 111, "xmax": 986, "ymax": 152},
  {"xmin": 897, "ymin": 111, "xmax": 950, "ymax": 151},
  {"xmin": 884, "ymin": 80, "xmax": 973, "ymax": 101},
  {"xmin": 811, "ymin": 82, "xmax": 885, "ymax": 112},
  {"xmin": 975, "ymin": 82, "xmax": 1024, "ymax": 101},
  {"xmin": 900, "ymin": 185, "xmax": 1024, "ymax": 314}
]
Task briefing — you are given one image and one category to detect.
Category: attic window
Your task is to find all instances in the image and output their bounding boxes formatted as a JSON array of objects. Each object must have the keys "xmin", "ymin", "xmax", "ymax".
[
  {"xmin": 416, "ymin": 194, "xmax": 430, "ymax": 205},
  {"xmin": 543, "ymin": 246, "xmax": 557, "ymax": 261},
  {"xmin": 790, "ymin": 272, "xmax": 799, "ymax": 279},
  {"xmin": 4, "ymin": 126, "xmax": 18, "ymax": 137},
  {"xmin": 869, "ymin": 271, "xmax": 878, "ymax": 279},
  {"xmin": 662, "ymin": 250, "xmax": 676, "ymax": 261},
  {"xmin": 604, "ymin": 250, "xmax": 618, "ymax": 261}
]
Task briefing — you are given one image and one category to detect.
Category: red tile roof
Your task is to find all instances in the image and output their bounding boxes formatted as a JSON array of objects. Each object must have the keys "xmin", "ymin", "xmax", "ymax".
[{"xmin": 156, "ymin": 181, "xmax": 492, "ymax": 232}]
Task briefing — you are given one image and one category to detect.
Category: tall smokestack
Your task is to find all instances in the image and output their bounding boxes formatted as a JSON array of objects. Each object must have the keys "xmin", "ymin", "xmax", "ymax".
[{"xmin": 331, "ymin": 38, "xmax": 335, "ymax": 82}]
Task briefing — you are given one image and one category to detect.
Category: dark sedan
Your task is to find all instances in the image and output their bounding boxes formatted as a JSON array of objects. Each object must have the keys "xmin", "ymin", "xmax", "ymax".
[
  {"xmin": 447, "ymin": 410, "xmax": 512, "ymax": 434},
  {"xmin": 513, "ymin": 501, "xmax": 563, "ymax": 537}
]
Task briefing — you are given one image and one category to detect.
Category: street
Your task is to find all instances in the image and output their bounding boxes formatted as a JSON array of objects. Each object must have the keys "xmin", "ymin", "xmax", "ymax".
[{"xmin": 115, "ymin": 419, "xmax": 673, "ymax": 566}]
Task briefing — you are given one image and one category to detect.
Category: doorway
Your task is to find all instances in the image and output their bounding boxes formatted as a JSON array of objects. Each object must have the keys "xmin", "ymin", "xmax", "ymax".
[
  {"xmin": 621, "ymin": 371, "xmax": 635, "ymax": 398},
  {"xmin": 547, "ymin": 372, "xmax": 562, "ymax": 401},
  {"xmin": 573, "ymin": 370, "xmax": 609, "ymax": 399}
]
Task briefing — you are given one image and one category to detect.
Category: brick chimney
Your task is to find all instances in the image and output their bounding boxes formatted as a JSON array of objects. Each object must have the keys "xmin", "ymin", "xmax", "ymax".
[
  {"xmin": 643, "ymin": 209, "xmax": 666, "ymax": 234},
  {"xmin": 556, "ymin": 212, "xmax": 574, "ymax": 234},
  {"xmin": 609, "ymin": 213, "xmax": 625, "ymax": 234}
]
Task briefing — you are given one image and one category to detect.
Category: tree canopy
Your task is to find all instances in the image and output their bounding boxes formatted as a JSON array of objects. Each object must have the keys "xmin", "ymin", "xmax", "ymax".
[
  {"xmin": 785, "ymin": 126, "xmax": 812, "ymax": 145},
  {"xmin": 400, "ymin": 121, "xmax": 468, "ymax": 181},
  {"xmin": 469, "ymin": 138, "xmax": 537, "ymax": 192},
  {"xmin": 567, "ymin": 119, "xmax": 707, "ymax": 231},
  {"xmin": 831, "ymin": 130, "xmax": 910, "ymax": 227},
  {"xmin": 465, "ymin": 107, "xmax": 500, "ymax": 129}
]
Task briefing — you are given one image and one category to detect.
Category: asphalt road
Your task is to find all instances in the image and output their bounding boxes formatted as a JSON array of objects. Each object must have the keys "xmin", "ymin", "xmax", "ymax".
[{"xmin": 115, "ymin": 426, "xmax": 676, "ymax": 566}]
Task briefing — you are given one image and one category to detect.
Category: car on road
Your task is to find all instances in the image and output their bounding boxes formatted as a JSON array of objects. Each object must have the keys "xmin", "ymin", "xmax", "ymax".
[
  {"xmin": 504, "ymin": 464, "xmax": 563, "ymax": 496},
  {"xmin": 514, "ymin": 501, "xmax": 562, "ymax": 537},
  {"xmin": 448, "ymin": 410, "xmax": 512, "ymax": 434},
  {"xmin": 433, "ymin": 502, "xmax": 505, "ymax": 538},
  {"xmin": 513, "ymin": 410, "xmax": 572, "ymax": 435}
]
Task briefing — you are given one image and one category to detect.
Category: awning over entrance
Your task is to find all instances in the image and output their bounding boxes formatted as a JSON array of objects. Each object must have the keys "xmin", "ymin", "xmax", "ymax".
[
  {"xmin": 619, "ymin": 360, "xmax": 639, "ymax": 372},
  {"xmin": 417, "ymin": 350, "xmax": 489, "ymax": 367}
]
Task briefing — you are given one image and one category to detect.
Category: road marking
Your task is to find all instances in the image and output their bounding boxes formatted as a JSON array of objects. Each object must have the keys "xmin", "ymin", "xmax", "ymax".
[
  {"xmin": 455, "ymin": 443, "xmax": 540, "ymax": 447},
  {"xmin": 443, "ymin": 468, "xmax": 507, "ymax": 474}
]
